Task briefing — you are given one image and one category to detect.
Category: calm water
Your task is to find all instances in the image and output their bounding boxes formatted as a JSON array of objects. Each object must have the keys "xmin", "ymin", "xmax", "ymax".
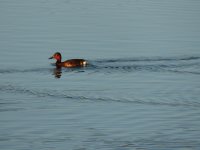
[{"xmin": 1, "ymin": 0, "xmax": 200, "ymax": 149}]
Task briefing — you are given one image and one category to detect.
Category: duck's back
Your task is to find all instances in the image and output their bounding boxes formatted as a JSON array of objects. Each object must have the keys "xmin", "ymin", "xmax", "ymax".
[{"xmin": 62, "ymin": 59, "xmax": 87, "ymax": 67}]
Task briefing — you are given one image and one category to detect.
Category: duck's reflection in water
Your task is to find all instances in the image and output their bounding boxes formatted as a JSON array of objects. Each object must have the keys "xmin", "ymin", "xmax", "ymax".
[
  {"xmin": 51, "ymin": 66, "xmax": 88, "ymax": 78},
  {"xmin": 53, "ymin": 67, "xmax": 62, "ymax": 78}
]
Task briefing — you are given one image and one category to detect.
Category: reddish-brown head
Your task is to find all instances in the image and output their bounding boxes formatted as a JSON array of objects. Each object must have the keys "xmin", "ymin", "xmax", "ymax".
[{"xmin": 49, "ymin": 52, "xmax": 62, "ymax": 62}]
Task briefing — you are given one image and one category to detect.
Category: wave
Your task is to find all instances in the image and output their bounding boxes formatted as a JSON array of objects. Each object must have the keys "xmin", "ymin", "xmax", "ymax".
[
  {"xmin": 93, "ymin": 56, "xmax": 200, "ymax": 63},
  {"xmin": 0, "ymin": 56, "xmax": 200, "ymax": 75},
  {"xmin": 0, "ymin": 68, "xmax": 50, "ymax": 74},
  {"xmin": 1, "ymin": 84, "xmax": 200, "ymax": 108}
]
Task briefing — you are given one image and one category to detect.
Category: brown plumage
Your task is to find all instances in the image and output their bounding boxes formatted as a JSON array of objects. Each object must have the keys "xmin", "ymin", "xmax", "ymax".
[{"xmin": 49, "ymin": 52, "xmax": 87, "ymax": 68}]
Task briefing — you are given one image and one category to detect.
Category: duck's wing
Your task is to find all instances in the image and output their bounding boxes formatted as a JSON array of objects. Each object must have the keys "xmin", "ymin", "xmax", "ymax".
[{"xmin": 62, "ymin": 59, "xmax": 87, "ymax": 67}]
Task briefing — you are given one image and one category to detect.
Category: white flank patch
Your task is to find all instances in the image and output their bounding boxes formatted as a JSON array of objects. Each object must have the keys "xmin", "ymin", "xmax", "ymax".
[{"xmin": 83, "ymin": 61, "xmax": 87, "ymax": 66}]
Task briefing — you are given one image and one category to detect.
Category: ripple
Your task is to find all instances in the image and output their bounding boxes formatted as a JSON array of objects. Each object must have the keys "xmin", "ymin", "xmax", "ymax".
[
  {"xmin": 0, "ymin": 68, "xmax": 50, "ymax": 74},
  {"xmin": 1, "ymin": 84, "xmax": 200, "ymax": 108},
  {"xmin": 93, "ymin": 56, "xmax": 200, "ymax": 63},
  {"xmin": 0, "ymin": 56, "xmax": 199, "ymax": 75}
]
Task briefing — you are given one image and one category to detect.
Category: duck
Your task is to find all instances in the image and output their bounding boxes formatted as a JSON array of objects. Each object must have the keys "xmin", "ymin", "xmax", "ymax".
[{"xmin": 49, "ymin": 52, "xmax": 87, "ymax": 68}]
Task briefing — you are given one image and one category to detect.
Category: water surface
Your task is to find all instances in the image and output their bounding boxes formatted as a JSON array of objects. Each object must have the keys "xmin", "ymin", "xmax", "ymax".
[{"xmin": 1, "ymin": 0, "xmax": 200, "ymax": 149}]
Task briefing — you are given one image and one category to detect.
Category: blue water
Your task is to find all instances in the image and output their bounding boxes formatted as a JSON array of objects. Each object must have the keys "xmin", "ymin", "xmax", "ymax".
[{"xmin": 1, "ymin": 0, "xmax": 200, "ymax": 149}]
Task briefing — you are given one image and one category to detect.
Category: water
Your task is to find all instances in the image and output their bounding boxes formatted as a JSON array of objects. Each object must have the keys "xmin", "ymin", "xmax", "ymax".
[{"xmin": 1, "ymin": 0, "xmax": 200, "ymax": 149}]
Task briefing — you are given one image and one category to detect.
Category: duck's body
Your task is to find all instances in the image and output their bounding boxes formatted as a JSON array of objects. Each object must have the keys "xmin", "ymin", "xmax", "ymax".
[
  {"xmin": 49, "ymin": 52, "xmax": 87, "ymax": 68},
  {"xmin": 56, "ymin": 59, "xmax": 87, "ymax": 68}
]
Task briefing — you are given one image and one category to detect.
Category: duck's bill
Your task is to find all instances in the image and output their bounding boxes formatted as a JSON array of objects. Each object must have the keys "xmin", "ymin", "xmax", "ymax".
[{"xmin": 49, "ymin": 56, "xmax": 53, "ymax": 59}]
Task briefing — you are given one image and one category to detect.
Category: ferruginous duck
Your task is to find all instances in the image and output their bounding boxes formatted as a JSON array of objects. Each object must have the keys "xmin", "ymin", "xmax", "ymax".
[{"xmin": 49, "ymin": 52, "xmax": 87, "ymax": 68}]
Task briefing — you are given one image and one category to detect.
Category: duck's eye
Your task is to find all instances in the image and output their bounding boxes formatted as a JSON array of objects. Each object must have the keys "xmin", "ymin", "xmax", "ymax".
[{"xmin": 54, "ymin": 54, "xmax": 60, "ymax": 59}]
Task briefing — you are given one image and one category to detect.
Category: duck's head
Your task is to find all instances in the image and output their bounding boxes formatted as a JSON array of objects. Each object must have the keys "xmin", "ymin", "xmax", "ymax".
[{"xmin": 49, "ymin": 52, "xmax": 62, "ymax": 62}]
